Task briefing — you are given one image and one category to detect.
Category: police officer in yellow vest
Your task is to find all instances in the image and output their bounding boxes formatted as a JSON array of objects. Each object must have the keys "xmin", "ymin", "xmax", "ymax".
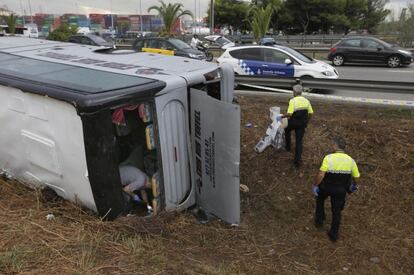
[
  {"xmin": 279, "ymin": 84, "xmax": 313, "ymax": 168},
  {"xmin": 313, "ymin": 137, "xmax": 360, "ymax": 242}
]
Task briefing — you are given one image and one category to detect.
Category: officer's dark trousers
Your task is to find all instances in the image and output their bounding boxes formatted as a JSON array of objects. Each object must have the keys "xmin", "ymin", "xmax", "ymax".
[
  {"xmin": 285, "ymin": 125, "xmax": 305, "ymax": 164},
  {"xmin": 315, "ymin": 183, "xmax": 347, "ymax": 238}
]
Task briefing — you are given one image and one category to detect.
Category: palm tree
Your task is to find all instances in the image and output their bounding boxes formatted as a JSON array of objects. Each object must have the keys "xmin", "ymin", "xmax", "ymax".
[
  {"xmin": 148, "ymin": 1, "xmax": 193, "ymax": 36},
  {"xmin": 3, "ymin": 13, "xmax": 17, "ymax": 35},
  {"xmin": 249, "ymin": 4, "xmax": 274, "ymax": 42}
]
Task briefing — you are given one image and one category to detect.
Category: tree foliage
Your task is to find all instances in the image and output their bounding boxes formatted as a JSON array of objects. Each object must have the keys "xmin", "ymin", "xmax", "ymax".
[
  {"xmin": 378, "ymin": 4, "xmax": 414, "ymax": 47},
  {"xmin": 398, "ymin": 6, "xmax": 414, "ymax": 47},
  {"xmin": 47, "ymin": 25, "xmax": 78, "ymax": 41},
  {"xmin": 2, "ymin": 13, "xmax": 17, "ymax": 34},
  {"xmin": 148, "ymin": 0, "xmax": 193, "ymax": 36},
  {"xmin": 362, "ymin": 0, "xmax": 391, "ymax": 32},
  {"xmin": 210, "ymin": 0, "xmax": 390, "ymax": 34},
  {"xmin": 208, "ymin": 0, "xmax": 250, "ymax": 30},
  {"xmin": 249, "ymin": 4, "xmax": 274, "ymax": 41}
]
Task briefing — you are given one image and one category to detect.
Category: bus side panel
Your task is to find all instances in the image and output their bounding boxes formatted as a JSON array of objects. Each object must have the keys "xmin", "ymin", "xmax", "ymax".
[
  {"xmin": 0, "ymin": 85, "xmax": 97, "ymax": 212},
  {"xmin": 155, "ymin": 87, "xmax": 195, "ymax": 211}
]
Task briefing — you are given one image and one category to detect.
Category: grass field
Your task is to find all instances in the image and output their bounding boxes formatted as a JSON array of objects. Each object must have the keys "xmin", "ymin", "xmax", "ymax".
[{"xmin": 1, "ymin": 94, "xmax": 413, "ymax": 274}]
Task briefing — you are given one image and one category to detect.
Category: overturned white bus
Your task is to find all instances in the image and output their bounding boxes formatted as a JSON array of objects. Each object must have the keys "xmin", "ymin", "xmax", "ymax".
[{"xmin": 0, "ymin": 37, "xmax": 240, "ymax": 224}]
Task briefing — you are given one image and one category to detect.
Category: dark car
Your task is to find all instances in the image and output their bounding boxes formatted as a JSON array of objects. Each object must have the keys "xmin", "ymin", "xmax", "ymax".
[
  {"xmin": 259, "ymin": 37, "xmax": 277, "ymax": 46},
  {"xmin": 68, "ymin": 34, "xmax": 114, "ymax": 48},
  {"xmin": 132, "ymin": 37, "xmax": 206, "ymax": 60},
  {"xmin": 328, "ymin": 36, "xmax": 413, "ymax": 68}
]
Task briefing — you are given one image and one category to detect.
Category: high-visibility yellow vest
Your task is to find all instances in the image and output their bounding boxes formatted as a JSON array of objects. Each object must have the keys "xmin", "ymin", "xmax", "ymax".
[
  {"xmin": 287, "ymin": 96, "xmax": 314, "ymax": 114},
  {"xmin": 320, "ymin": 152, "xmax": 360, "ymax": 177}
]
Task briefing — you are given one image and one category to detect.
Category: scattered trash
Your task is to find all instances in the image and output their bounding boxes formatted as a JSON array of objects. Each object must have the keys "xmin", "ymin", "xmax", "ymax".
[
  {"xmin": 397, "ymin": 129, "xmax": 409, "ymax": 133},
  {"xmin": 369, "ymin": 256, "xmax": 380, "ymax": 264},
  {"xmin": 46, "ymin": 214, "xmax": 55, "ymax": 221},
  {"xmin": 362, "ymin": 120, "xmax": 367, "ymax": 124},
  {"xmin": 147, "ymin": 205, "xmax": 153, "ymax": 215},
  {"xmin": 255, "ymin": 135, "xmax": 272, "ymax": 153},
  {"xmin": 255, "ymin": 107, "xmax": 285, "ymax": 153},
  {"xmin": 305, "ymin": 226, "xmax": 310, "ymax": 231},
  {"xmin": 287, "ymin": 196, "xmax": 293, "ymax": 201},
  {"xmin": 245, "ymin": 123, "xmax": 253, "ymax": 128},
  {"xmin": 343, "ymin": 267, "xmax": 349, "ymax": 271},
  {"xmin": 240, "ymin": 184, "xmax": 250, "ymax": 193}
]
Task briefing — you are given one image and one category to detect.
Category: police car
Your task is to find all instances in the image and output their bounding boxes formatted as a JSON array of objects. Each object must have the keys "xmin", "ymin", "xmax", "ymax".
[{"xmin": 217, "ymin": 45, "xmax": 339, "ymax": 79}]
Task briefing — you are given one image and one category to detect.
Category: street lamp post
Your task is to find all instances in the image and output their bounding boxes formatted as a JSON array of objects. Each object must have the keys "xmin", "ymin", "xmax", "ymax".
[
  {"xmin": 139, "ymin": 0, "xmax": 143, "ymax": 33},
  {"xmin": 194, "ymin": 0, "xmax": 197, "ymax": 33},
  {"xmin": 110, "ymin": 0, "xmax": 114, "ymax": 31},
  {"xmin": 210, "ymin": 0, "xmax": 214, "ymax": 34}
]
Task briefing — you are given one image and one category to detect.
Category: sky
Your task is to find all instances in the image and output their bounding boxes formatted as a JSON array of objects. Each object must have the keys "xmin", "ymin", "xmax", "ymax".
[{"xmin": 1, "ymin": 0, "xmax": 414, "ymax": 18}]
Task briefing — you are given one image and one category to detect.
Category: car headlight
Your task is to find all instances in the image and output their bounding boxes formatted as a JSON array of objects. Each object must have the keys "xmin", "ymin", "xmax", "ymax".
[
  {"xmin": 189, "ymin": 53, "xmax": 199, "ymax": 59},
  {"xmin": 322, "ymin": 71, "xmax": 335, "ymax": 76},
  {"xmin": 398, "ymin": 49, "xmax": 412, "ymax": 55}
]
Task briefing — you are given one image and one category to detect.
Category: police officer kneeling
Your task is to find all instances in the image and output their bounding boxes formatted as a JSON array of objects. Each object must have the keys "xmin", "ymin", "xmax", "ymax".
[{"xmin": 312, "ymin": 137, "xmax": 360, "ymax": 242}]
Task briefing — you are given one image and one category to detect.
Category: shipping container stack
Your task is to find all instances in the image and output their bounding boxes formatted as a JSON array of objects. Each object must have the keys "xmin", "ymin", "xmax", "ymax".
[
  {"xmin": 78, "ymin": 14, "xmax": 89, "ymax": 28},
  {"xmin": 103, "ymin": 14, "xmax": 117, "ymax": 30},
  {"xmin": 89, "ymin": 13, "xmax": 105, "ymax": 34},
  {"xmin": 171, "ymin": 18, "xmax": 182, "ymax": 35},
  {"xmin": 34, "ymin": 13, "xmax": 45, "ymax": 31},
  {"xmin": 141, "ymin": 15, "xmax": 151, "ymax": 32},
  {"xmin": 23, "ymin": 16, "xmax": 32, "ymax": 25},
  {"xmin": 42, "ymin": 14, "xmax": 53, "ymax": 35},
  {"xmin": 16, "ymin": 16, "xmax": 24, "ymax": 26},
  {"xmin": 129, "ymin": 15, "xmax": 140, "ymax": 32},
  {"xmin": 150, "ymin": 16, "xmax": 163, "ymax": 32},
  {"xmin": 52, "ymin": 16, "xmax": 61, "ymax": 31},
  {"xmin": 117, "ymin": 16, "xmax": 131, "ymax": 34}
]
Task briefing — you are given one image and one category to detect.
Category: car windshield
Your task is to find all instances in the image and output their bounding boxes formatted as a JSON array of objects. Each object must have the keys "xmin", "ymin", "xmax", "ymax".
[
  {"xmin": 379, "ymin": 40, "xmax": 392, "ymax": 48},
  {"xmin": 216, "ymin": 36, "xmax": 232, "ymax": 45},
  {"xmin": 168, "ymin": 38, "xmax": 191, "ymax": 50},
  {"xmin": 89, "ymin": 35, "xmax": 110, "ymax": 45},
  {"xmin": 280, "ymin": 47, "xmax": 315, "ymax": 64}
]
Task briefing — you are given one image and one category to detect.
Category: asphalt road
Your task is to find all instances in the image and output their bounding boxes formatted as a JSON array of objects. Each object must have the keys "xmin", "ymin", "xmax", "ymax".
[
  {"xmin": 335, "ymin": 64, "xmax": 414, "ymax": 82},
  {"xmin": 320, "ymin": 64, "xmax": 414, "ymax": 101}
]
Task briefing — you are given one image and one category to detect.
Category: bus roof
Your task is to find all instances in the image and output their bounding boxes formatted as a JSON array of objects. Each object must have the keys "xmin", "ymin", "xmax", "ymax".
[{"xmin": 0, "ymin": 37, "xmax": 219, "ymax": 113}]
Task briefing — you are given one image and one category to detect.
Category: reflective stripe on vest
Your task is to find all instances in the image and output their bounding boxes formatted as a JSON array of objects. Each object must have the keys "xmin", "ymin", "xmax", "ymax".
[{"xmin": 327, "ymin": 154, "xmax": 355, "ymax": 174}]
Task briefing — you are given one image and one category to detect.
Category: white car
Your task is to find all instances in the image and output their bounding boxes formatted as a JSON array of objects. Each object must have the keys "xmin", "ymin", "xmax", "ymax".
[{"xmin": 217, "ymin": 45, "xmax": 339, "ymax": 79}]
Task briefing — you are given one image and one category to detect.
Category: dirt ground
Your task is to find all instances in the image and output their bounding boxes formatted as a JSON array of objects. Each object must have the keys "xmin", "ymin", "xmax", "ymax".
[{"xmin": 1, "ymin": 94, "xmax": 413, "ymax": 275}]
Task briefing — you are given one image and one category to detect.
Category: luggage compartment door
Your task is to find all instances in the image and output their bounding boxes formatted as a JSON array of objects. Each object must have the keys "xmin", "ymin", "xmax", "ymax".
[
  {"xmin": 190, "ymin": 89, "xmax": 241, "ymax": 225},
  {"xmin": 155, "ymin": 88, "xmax": 195, "ymax": 211}
]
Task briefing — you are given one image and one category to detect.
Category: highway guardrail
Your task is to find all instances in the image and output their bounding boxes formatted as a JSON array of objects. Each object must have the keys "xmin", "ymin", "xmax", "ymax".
[{"xmin": 235, "ymin": 75, "xmax": 414, "ymax": 94}]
